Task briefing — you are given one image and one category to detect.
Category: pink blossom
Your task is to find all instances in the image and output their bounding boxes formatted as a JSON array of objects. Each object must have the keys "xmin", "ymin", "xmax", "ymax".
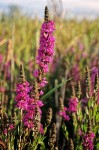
[
  {"xmin": 34, "ymin": 20, "xmax": 55, "ymax": 78},
  {"xmin": 82, "ymin": 132, "xmax": 95, "ymax": 150},
  {"xmin": 9, "ymin": 124, "xmax": 14, "ymax": 130},
  {"xmin": 15, "ymin": 81, "xmax": 30, "ymax": 110},
  {"xmin": 33, "ymin": 70, "xmax": 39, "ymax": 77},
  {"xmin": 59, "ymin": 107, "xmax": 70, "ymax": 121},
  {"xmin": 68, "ymin": 97, "xmax": 78, "ymax": 113},
  {"xmin": 39, "ymin": 77, "xmax": 48, "ymax": 87},
  {"xmin": 39, "ymin": 90, "xmax": 44, "ymax": 95}
]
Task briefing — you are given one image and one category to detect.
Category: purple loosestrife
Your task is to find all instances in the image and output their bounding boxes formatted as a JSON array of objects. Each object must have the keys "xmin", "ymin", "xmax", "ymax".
[
  {"xmin": 15, "ymin": 65, "xmax": 37, "ymax": 128},
  {"xmin": 15, "ymin": 65, "xmax": 30, "ymax": 110},
  {"xmin": 15, "ymin": 81, "xmax": 30, "ymax": 110},
  {"xmin": 59, "ymin": 107, "xmax": 70, "ymax": 121},
  {"xmin": 33, "ymin": 6, "xmax": 55, "ymax": 89},
  {"xmin": 23, "ymin": 6, "xmax": 55, "ymax": 130},
  {"xmin": 23, "ymin": 98, "xmax": 43, "ymax": 128},
  {"xmin": 68, "ymin": 97, "xmax": 78, "ymax": 113},
  {"xmin": 82, "ymin": 132, "xmax": 95, "ymax": 150}
]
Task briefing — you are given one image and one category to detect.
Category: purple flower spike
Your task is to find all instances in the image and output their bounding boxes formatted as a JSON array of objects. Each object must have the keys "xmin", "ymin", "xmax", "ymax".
[
  {"xmin": 33, "ymin": 19, "xmax": 55, "ymax": 82},
  {"xmin": 82, "ymin": 132, "xmax": 95, "ymax": 150},
  {"xmin": 68, "ymin": 97, "xmax": 78, "ymax": 113},
  {"xmin": 15, "ymin": 81, "xmax": 30, "ymax": 110}
]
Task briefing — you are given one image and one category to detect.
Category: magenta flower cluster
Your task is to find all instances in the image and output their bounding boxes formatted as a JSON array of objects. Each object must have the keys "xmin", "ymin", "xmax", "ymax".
[
  {"xmin": 59, "ymin": 106, "xmax": 70, "ymax": 121},
  {"xmin": 33, "ymin": 21, "xmax": 55, "ymax": 88},
  {"xmin": 68, "ymin": 97, "xmax": 78, "ymax": 113},
  {"xmin": 15, "ymin": 80, "xmax": 44, "ymax": 129},
  {"xmin": 37, "ymin": 21, "xmax": 55, "ymax": 71},
  {"xmin": 59, "ymin": 97, "xmax": 78, "ymax": 121},
  {"xmin": 23, "ymin": 98, "xmax": 43, "ymax": 128},
  {"xmin": 15, "ymin": 81, "xmax": 30, "ymax": 110},
  {"xmin": 82, "ymin": 132, "xmax": 95, "ymax": 150}
]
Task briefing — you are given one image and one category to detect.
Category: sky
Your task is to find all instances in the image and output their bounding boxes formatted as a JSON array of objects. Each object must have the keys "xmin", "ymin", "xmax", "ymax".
[{"xmin": 0, "ymin": 0, "xmax": 99, "ymax": 18}]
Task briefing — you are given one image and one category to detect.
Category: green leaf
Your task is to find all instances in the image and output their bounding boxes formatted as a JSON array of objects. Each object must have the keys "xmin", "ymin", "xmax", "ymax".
[
  {"xmin": 39, "ymin": 141, "xmax": 46, "ymax": 150},
  {"xmin": 41, "ymin": 77, "xmax": 73, "ymax": 101}
]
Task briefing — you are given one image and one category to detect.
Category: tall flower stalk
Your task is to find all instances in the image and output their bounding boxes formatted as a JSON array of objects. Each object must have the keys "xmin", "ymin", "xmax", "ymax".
[
  {"xmin": 31, "ymin": 5, "xmax": 55, "ymax": 132},
  {"xmin": 33, "ymin": 6, "xmax": 55, "ymax": 88},
  {"xmin": 16, "ymin": 6, "xmax": 55, "ymax": 133}
]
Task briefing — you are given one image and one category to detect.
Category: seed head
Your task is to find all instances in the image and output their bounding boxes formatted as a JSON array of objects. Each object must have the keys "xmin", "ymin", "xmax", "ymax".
[
  {"xmin": 69, "ymin": 138, "xmax": 74, "ymax": 150},
  {"xmin": 19, "ymin": 64, "xmax": 25, "ymax": 83},
  {"xmin": 77, "ymin": 81, "xmax": 81, "ymax": 99},
  {"xmin": 94, "ymin": 73, "xmax": 98, "ymax": 93},
  {"xmin": 44, "ymin": 6, "xmax": 49, "ymax": 22},
  {"xmin": 71, "ymin": 84, "xmax": 76, "ymax": 97},
  {"xmin": 48, "ymin": 123, "xmax": 56, "ymax": 148},
  {"xmin": 46, "ymin": 107, "xmax": 52, "ymax": 126}
]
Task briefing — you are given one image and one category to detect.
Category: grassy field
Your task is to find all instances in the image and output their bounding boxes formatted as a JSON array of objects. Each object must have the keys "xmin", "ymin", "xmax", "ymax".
[{"xmin": 0, "ymin": 8, "xmax": 99, "ymax": 150}]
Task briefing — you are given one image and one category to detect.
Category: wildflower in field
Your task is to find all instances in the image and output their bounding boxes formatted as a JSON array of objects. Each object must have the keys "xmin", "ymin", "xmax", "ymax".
[
  {"xmin": 23, "ymin": 112, "xmax": 34, "ymax": 128},
  {"xmin": 15, "ymin": 81, "xmax": 30, "ymax": 110},
  {"xmin": 59, "ymin": 107, "xmax": 70, "ymax": 121},
  {"xmin": 68, "ymin": 97, "xmax": 78, "ymax": 113},
  {"xmin": 23, "ymin": 7, "xmax": 55, "ymax": 130},
  {"xmin": 36, "ymin": 20, "xmax": 55, "ymax": 72},
  {"xmin": 33, "ymin": 6, "xmax": 55, "ymax": 85},
  {"xmin": 82, "ymin": 132, "xmax": 95, "ymax": 150},
  {"xmin": 23, "ymin": 98, "xmax": 43, "ymax": 128},
  {"xmin": 15, "ymin": 65, "xmax": 32, "ymax": 129},
  {"xmin": 59, "ymin": 97, "xmax": 70, "ymax": 121},
  {"xmin": 15, "ymin": 65, "xmax": 31, "ymax": 111}
]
